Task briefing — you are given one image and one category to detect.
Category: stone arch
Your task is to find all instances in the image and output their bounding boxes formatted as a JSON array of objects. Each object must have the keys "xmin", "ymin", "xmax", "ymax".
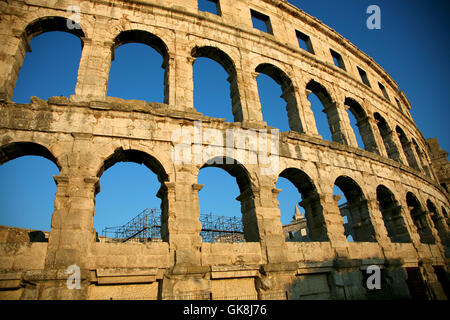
[
  {"xmin": 426, "ymin": 199, "xmax": 449, "ymax": 246},
  {"xmin": 95, "ymin": 147, "xmax": 170, "ymax": 241},
  {"xmin": 255, "ymin": 63, "xmax": 303, "ymax": 133},
  {"xmin": 278, "ymin": 167, "xmax": 328, "ymax": 241},
  {"xmin": 111, "ymin": 30, "xmax": 170, "ymax": 103},
  {"xmin": 373, "ymin": 112, "xmax": 401, "ymax": 162},
  {"xmin": 6, "ymin": 16, "xmax": 86, "ymax": 101},
  {"xmin": 395, "ymin": 126, "xmax": 420, "ymax": 170},
  {"xmin": 24, "ymin": 16, "xmax": 86, "ymax": 44},
  {"xmin": 376, "ymin": 185, "xmax": 411, "ymax": 243},
  {"xmin": 191, "ymin": 45, "xmax": 243, "ymax": 122},
  {"xmin": 305, "ymin": 79, "xmax": 344, "ymax": 143},
  {"xmin": 199, "ymin": 156, "xmax": 259, "ymax": 242},
  {"xmin": 334, "ymin": 175, "xmax": 376, "ymax": 242},
  {"xmin": 344, "ymin": 97, "xmax": 379, "ymax": 153},
  {"xmin": 406, "ymin": 192, "xmax": 435, "ymax": 244},
  {"xmin": 0, "ymin": 141, "xmax": 61, "ymax": 236},
  {"xmin": 0, "ymin": 141, "xmax": 61, "ymax": 170},
  {"xmin": 411, "ymin": 138, "xmax": 431, "ymax": 177}
]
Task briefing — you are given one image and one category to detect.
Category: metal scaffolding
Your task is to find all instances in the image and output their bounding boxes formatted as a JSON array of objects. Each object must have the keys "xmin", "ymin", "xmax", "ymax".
[
  {"xmin": 200, "ymin": 213, "xmax": 244, "ymax": 243},
  {"xmin": 101, "ymin": 209, "xmax": 244, "ymax": 243},
  {"xmin": 101, "ymin": 208, "xmax": 162, "ymax": 243}
]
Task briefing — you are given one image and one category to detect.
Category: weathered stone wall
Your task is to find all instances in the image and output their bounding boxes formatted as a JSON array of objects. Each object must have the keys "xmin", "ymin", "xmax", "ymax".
[
  {"xmin": 428, "ymin": 138, "xmax": 450, "ymax": 195},
  {"xmin": 0, "ymin": 0, "xmax": 448, "ymax": 300}
]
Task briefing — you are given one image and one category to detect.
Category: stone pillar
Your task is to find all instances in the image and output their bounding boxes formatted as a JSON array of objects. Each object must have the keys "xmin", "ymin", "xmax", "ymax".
[
  {"xmin": 364, "ymin": 197, "xmax": 394, "ymax": 256},
  {"xmin": 72, "ymin": 38, "xmax": 113, "ymax": 101},
  {"xmin": 391, "ymin": 130, "xmax": 409, "ymax": 165},
  {"xmin": 420, "ymin": 262, "xmax": 448, "ymax": 300},
  {"xmin": 382, "ymin": 129, "xmax": 404, "ymax": 163},
  {"xmin": 238, "ymin": 184, "xmax": 287, "ymax": 264},
  {"xmin": 40, "ymin": 171, "xmax": 97, "ymax": 299},
  {"xmin": 323, "ymin": 101, "xmax": 352, "ymax": 145},
  {"xmin": 384, "ymin": 262, "xmax": 411, "ymax": 299},
  {"xmin": 172, "ymin": 53, "xmax": 195, "ymax": 110},
  {"xmin": 281, "ymin": 83, "xmax": 305, "ymax": 133},
  {"xmin": 158, "ymin": 170, "xmax": 210, "ymax": 300},
  {"xmin": 300, "ymin": 193, "xmax": 329, "ymax": 241},
  {"xmin": 299, "ymin": 89, "xmax": 321, "ymax": 137},
  {"xmin": 319, "ymin": 191, "xmax": 349, "ymax": 256},
  {"xmin": 0, "ymin": 29, "xmax": 29, "ymax": 101},
  {"xmin": 430, "ymin": 212, "xmax": 450, "ymax": 247},
  {"xmin": 402, "ymin": 140, "xmax": 421, "ymax": 171},
  {"xmin": 238, "ymin": 51, "xmax": 265, "ymax": 125},
  {"xmin": 342, "ymin": 104, "xmax": 359, "ymax": 148},
  {"xmin": 160, "ymin": 169, "xmax": 203, "ymax": 266},
  {"xmin": 357, "ymin": 116, "xmax": 383, "ymax": 155},
  {"xmin": 240, "ymin": 70, "xmax": 264, "ymax": 125}
]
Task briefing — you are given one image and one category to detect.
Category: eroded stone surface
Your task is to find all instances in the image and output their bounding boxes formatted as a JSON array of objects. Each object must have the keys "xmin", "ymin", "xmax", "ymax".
[{"xmin": 0, "ymin": 0, "xmax": 448, "ymax": 300}]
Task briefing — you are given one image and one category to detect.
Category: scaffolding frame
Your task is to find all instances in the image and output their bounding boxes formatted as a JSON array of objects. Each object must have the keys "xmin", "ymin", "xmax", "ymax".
[{"xmin": 101, "ymin": 209, "xmax": 244, "ymax": 243}]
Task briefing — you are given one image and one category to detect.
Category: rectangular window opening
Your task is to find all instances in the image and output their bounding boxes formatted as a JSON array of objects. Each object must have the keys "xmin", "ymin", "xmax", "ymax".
[
  {"xmin": 378, "ymin": 82, "xmax": 390, "ymax": 101},
  {"xmin": 357, "ymin": 66, "xmax": 371, "ymax": 87},
  {"xmin": 296, "ymin": 30, "xmax": 314, "ymax": 54},
  {"xmin": 394, "ymin": 97, "xmax": 402, "ymax": 111},
  {"xmin": 330, "ymin": 49, "xmax": 346, "ymax": 70},
  {"xmin": 250, "ymin": 9, "xmax": 273, "ymax": 34},
  {"xmin": 198, "ymin": 0, "xmax": 221, "ymax": 16}
]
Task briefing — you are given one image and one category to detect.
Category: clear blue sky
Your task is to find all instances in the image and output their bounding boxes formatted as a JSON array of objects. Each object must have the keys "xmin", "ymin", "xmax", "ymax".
[{"xmin": 0, "ymin": 1, "xmax": 448, "ymax": 237}]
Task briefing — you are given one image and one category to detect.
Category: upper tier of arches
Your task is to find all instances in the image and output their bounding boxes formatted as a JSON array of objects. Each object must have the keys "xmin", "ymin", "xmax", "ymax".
[{"xmin": 0, "ymin": 1, "xmax": 436, "ymax": 181}]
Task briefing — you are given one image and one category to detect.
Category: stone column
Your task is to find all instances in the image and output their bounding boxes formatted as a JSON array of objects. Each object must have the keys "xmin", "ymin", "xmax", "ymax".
[
  {"xmin": 238, "ymin": 51, "xmax": 265, "ymax": 125},
  {"xmin": 364, "ymin": 197, "xmax": 394, "ymax": 252},
  {"xmin": 40, "ymin": 171, "xmax": 97, "ymax": 299},
  {"xmin": 237, "ymin": 184, "xmax": 287, "ymax": 264},
  {"xmin": 299, "ymin": 89, "xmax": 320, "ymax": 137},
  {"xmin": 159, "ymin": 169, "xmax": 203, "ymax": 266},
  {"xmin": 342, "ymin": 104, "xmax": 359, "ymax": 148},
  {"xmin": 323, "ymin": 101, "xmax": 351, "ymax": 145},
  {"xmin": 72, "ymin": 38, "xmax": 113, "ymax": 102},
  {"xmin": 402, "ymin": 140, "xmax": 421, "ymax": 171},
  {"xmin": 391, "ymin": 130, "xmax": 409, "ymax": 165},
  {"xmin": 158, "ymin": 170, "xmax": 209, "ymax": 300},
  {"xmin": 319, "ymin": 191, "xmax": 349, "ymax": 256},
  {"xmin": 281, "ymin": 83, "xmax": 305, "ymax": 133},
  {"xmin": 239, "ymin": 70, "xmax": 264, "ymax": 125},
  {"xmin": 0, "ymin": 29, "xmax": 29, "ymax": 101},
  {"xmin": 381, "ymin": 128, "xmax": 404, "ymax": 163},
  {"xmin": 357, "ymin": 116, "xmax": 383, "ymax": 155},
  {"xmin": 172, "ymin": 53, "xmax": 195, "ymax": 110},
  {"xmin": 420, "ymin": 262, "xmax": 448, "ymax": 300}
]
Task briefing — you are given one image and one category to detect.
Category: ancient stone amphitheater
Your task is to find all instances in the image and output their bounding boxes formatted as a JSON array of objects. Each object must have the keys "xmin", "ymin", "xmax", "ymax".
[{"xmin": 0, "ymin": 0, "xmax": 449, "ymax": 300}]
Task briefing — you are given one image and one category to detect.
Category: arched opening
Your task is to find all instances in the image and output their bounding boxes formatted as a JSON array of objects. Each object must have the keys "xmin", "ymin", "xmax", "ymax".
[
  {"xmin": 396, "ymin": 126, "xmax": 420, "ymax": 170},
  {"xmin": 334, "ymin": 176, "xmax": 376, "ymax": 242},
  {"xmin": 306, "ymin": 80, "xmax": 339, "ymax": 143},
  {"xmin": 374, "ymin": 113, "xmax": 401, "ymax": 161},
  {"xmin": 255, "ymin": 63, "xmax": 302, "ymax": 133},
  {"xmin": 426, "ymin": 200, "xmax": 449, "ymax": 246},
  {"xmin": 277, "ymin": 168, "xmax": 328, "ymax": 242},
  {"xmin": 192, "ymin": 46, "xmax": 242, "ymax": 122},
  {"xmin": 376, "ymin": 185, "xmax": 411, "ymax": 243},
  {"xmin": 95, "ymin": 148, "xmax": 169, "ymax": 243},
  {"xmin": 406, "ymin": 192, "xmax": 435, "ymax": 244},
  {"xmin": 199, "ymin": 157, "xmax": 259, "ymax": 242},
  {"xmin": 108, "ymin": 30, "xmax": 169, "ymax": 103},
  {"xmin": 0, "ymin": 142, "xmax": 60, "ymax": 242},
  {"xmin": 12, "ymin": 17, "xmax": 85, "ymax": 103},
  {"xmin": 412, "ymin": 138, "xmax": 431, "ymax": 177},
  {"xmin": 344, "ymin": 98, "xmax": 379, "ymax": 153}
]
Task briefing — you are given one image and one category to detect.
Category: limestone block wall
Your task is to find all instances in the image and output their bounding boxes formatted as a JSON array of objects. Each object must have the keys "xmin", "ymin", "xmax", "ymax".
[{"xmin": 0, "ymin": 0, "xmax": 449, "ymax": 300}]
